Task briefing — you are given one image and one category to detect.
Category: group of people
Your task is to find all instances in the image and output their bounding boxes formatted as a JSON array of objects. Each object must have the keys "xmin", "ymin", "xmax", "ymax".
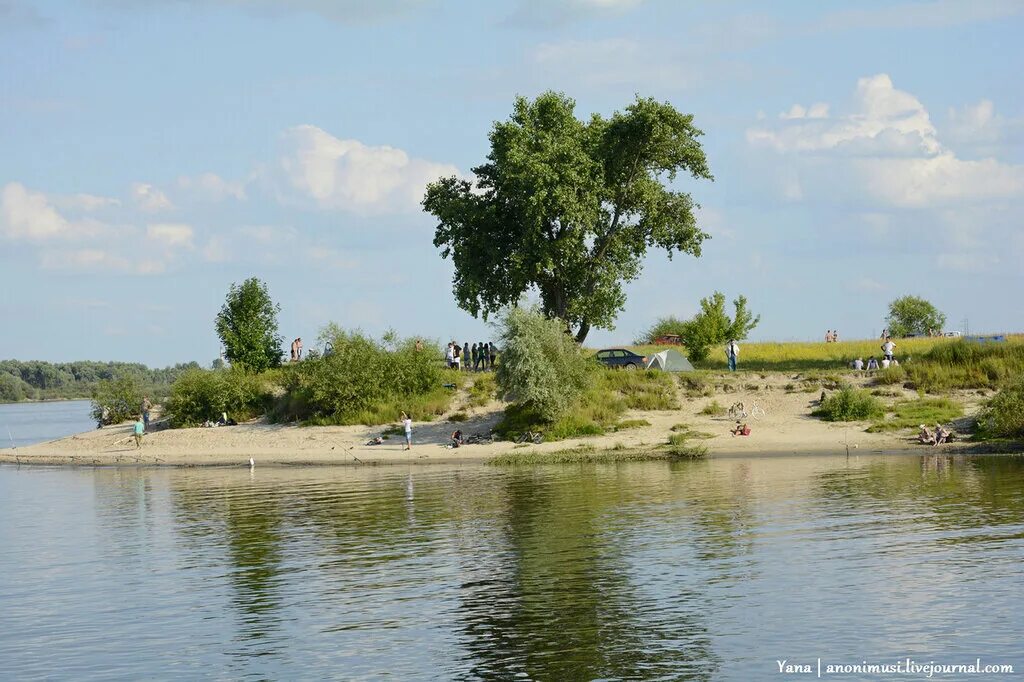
[
  {"xmin": 850, "ymin": 339, "xmax": 900, "ymax": 371},
  {"xmin": 824, "ymin": 330, "xmax": 840, "ymax": 343},
  {"xmin": 919, "ymin": 423, "xmax": 953, "ymax": 446},
  {"xmin": 446, "ymin": 341, "xmax": 496, "ymax": 371},
  {"xmin": 289, "ymin": 337, "xmax": 303, "ymax": 362}
]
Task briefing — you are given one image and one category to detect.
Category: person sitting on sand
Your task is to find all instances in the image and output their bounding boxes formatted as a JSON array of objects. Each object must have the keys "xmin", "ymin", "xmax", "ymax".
[
  {"xmin": 881, "ymin": 357, "xmax": 891, "ymax": 369},
  {"xmin": 451, "ymin": 429, "xmax": 464, "ymax": 448},
  {"xmin": 866, "ymin": 356, "xmax": 879, "ymax": 371},
  {"xmin": 934, "ymin": 424, "xmax": 949, "ymax": 446},
  {"xmin": 852, "ymin": 357, "xmax": 864, "ymax": 370},
  {"xmin": 918, "ymin": 424, "xmax": 936, "ymax": 445},
  {"xmin": 730, "ymin": 421, "xmax": 751, "ymax": 437},
  {"xmin": 366, "ymin": 436, "xmax": 383, "ymax": 446}
]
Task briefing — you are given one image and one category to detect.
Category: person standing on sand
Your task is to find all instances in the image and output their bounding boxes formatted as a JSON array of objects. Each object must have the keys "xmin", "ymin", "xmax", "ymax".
[
  {"xmin": 401, "ymin": 411, "xmax": 412, "ymax": 450},
  {"xmin": 133, "ymin": 417, "xmax": 145, "ymax": 449},
  {"xmin": 140, "ymin": 396, "xmax": 153, "ymax": 431},
  {"xmin": 446, "ymin": 342, "xmax": 455, "ymax": 369},
  {"xmin": 726, "ymin": 339, "xmax": 740, "ymax": 372}
]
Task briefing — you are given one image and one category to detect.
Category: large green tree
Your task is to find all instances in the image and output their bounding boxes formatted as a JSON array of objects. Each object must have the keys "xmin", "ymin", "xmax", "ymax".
[
  {"xmin": 424, "ymin": 91, "xmax": 712, "ymax": 343},
  {"xmin": 886, "ymin": 296, "xmax": 946, "ymax": 338},
  {"xmin": 215, "ymin": 278, "xmax": 284, "ymax": 372}
]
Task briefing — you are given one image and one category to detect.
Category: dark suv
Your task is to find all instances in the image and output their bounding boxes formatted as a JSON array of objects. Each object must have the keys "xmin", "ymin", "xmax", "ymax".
[{"xmin": 594, "ymin": 348, "xmax": 648, "ymax": 370}]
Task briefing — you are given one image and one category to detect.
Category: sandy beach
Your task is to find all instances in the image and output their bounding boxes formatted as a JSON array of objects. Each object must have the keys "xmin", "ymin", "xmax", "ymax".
[{"xmin": 0, "ymin": 372, "xmax": 986, "ymax": 467}]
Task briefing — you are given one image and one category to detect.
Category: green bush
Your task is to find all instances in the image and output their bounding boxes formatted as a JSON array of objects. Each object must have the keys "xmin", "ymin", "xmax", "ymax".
[
  {"xmin": 91, "ymin": 376, "xmax": 144, "ymax": 425},
  {"xmin": 976, "ymin": 380, "xmax": 1024, "ymax": 440},
  {"xmin": 271, "ymin": 326, "xmax": 449, "ymax": 425},
  {"xmin": 813, "ymin": 385, "xmax": 885, "ymax": 422},
  {"xmin": 0, "ymin": 372, "xmax": 31, "ymax": 402},
  {"xmin": 699, "ymin": 400, "xmax": 726, "ymax": 416},
  {"xmin": 165, "ymin": 368, "xmax": 272, "ymax": 427},
  {"xmin": 495, "ymin": 307, "xmax": 592, "ymax": 422},
  {"xmin": 866, "ymin": 397, "xmax": 963, "ymax": 432}
]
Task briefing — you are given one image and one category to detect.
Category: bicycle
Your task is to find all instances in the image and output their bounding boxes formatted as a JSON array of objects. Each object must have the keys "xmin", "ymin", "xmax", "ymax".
[
  {"xmin": 728, "ymin": 400, "xmax": 766, "ymax": 420},
  {"xmin": 515, "ymin": 430, "xmax": 544, "ymax": 444},
  {"xmin": 748, "ymin": 401, "xmax": 766, "ymax": 420}
]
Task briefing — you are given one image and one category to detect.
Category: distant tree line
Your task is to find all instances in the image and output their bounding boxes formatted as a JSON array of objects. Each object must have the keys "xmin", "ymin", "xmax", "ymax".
[{"xmin": 0, "ymin": 359, "xmax": 201, "ymax": 403}]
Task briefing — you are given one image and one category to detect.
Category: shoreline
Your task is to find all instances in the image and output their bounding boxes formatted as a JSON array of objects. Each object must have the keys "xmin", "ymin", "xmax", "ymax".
[{"xmin": 2, "ymin": 371, "xmax": 1008, "ymax": 467}]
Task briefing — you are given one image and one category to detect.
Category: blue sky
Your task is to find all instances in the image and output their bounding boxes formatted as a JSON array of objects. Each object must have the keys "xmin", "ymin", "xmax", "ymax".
[{"xmin": 1, "ymin": 0, "xmax": 1022, "ymax": 366}]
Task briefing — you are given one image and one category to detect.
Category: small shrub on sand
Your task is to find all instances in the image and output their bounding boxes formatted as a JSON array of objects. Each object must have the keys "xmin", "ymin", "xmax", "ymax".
[
  {"xmin": 448, "ymin": 411, "xmax": 468, "ymax": 422},
  {"xmin": 166, "ymin": 368, "xmax": 272, "ymax": 427},
  {"xmin": 976, "ymin": 380, "xmax": 1024, "ymax": 440},
  {"xmin": 813, "ymin": 386, "xmax": 884, "ymax": 422},
  {"xmin": 666, "ymin": 432, "xmax": 709, "ymax": 458},
  {"xmin": 699, "ymin": 400, "xmax": 726, "ymax": 416},
  {"xmin": 613, "ymin": 419, "xmax": 651, "ymax": 431},
  {"xmin": 466, "ymin": 373, "xmax": 497, "ymax": 407}
]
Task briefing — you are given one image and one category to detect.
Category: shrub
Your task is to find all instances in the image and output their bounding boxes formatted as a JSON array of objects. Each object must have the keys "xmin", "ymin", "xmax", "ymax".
[
  {"xmin": 813, "ymin": 386, "xmax": 885, "ymax": 422},
  {"xmin": 495, "ymin": 307, "xmax": 592, "ymax": 422},
  {"xmin": 165, "ymin": 368, "xmax": 272, "ymax": 427},
  {"xmin": 666, "ymin": 432, "xmax": 709, "ymax": 458},
  {"xmin": 91, "ymin": 376, "xmax": 144, "ymax": 425},
  {"xmin": 699, "ymin": 400, "xmax": 726, "ymax": 416},
  {"xmin": 976, "ymin": 380, "xmax": 1024, "ymax": 440},
  {"xmin": 0, "ymin": 372, "xmax": 30, "ymax": 402},
  {"xmin": 271, "ymin": 326, "xmax": 449, "ymax": 425}
]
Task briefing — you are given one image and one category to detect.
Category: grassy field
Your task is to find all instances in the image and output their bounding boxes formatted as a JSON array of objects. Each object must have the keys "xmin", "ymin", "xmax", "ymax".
[{"xmin": 625, "ymin": 335, "xmax": 1023, "ymax": 374}]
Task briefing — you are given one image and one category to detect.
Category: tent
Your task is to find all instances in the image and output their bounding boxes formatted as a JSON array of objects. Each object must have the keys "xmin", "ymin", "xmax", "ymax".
[{"xmin": 645, "ymin": 349, "xmax": 695, "ymax": 372}]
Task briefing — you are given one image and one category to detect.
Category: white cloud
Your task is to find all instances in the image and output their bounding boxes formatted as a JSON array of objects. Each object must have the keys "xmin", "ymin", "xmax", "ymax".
[
  {"xmin": 936, "ymin": 253, "xmax": 999, "ymax": 273},
  {"xmin": 177, "ymin": 172, "xmax": 246, "ymax": 201},
  {"xmin": 749, "ymin": 74, "xmax": 940, "ymax": 156},
  {"xmin": 779, "ymin": 103, "xmax": 829, "ymax": 120},
  {"xmin": 1, "ymin": 182, "xmax": 71, "ymax": 240},
  {"xmin": 146, "ymin": 223, "xmax": 194, "ymax": 249},
  {"xmin": 201, "ymin": 236, "xmax": 229, "ymax": 263},
  {"xmin": 747, "ymin": 74, "xmax": 1024, "ymax": 207},
  {"xmin": 275, "ymin": 124, "xmax": 460, "ymax": 214},
  {"xmin": 53, "ymin": 193, "xmax": 121, "ymax": 211},
  {"xmin": 814, "ymin": 0, "xmax": 1024, "ymax": 32},
  {"xmin": 849, "ymin": 277, "xmax": 885, "ymax": 293},
  {"xmin": 131, "ymin": 182, "xmax": 174, "ymax": 212},
  {"xmin": 305, "ymin": 245, "xmax": 358, "ymax": 270}
]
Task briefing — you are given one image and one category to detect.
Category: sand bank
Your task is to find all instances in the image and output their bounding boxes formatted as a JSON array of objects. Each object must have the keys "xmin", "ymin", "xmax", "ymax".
[{"xmin": 0, "ymin": 374, "xmax": 982, "ymax": 467}]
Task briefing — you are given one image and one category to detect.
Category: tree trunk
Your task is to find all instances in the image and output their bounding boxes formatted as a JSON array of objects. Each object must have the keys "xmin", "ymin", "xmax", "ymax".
[{"xmin": 574, "ymin": 320, "xmax": 591, "ymax": 344}]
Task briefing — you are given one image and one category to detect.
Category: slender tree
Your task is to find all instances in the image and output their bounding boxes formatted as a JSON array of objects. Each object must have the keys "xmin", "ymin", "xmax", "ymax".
[
  {"xmin": 424, "ymin": 91, "xmax": 712, "ymax": 343},
  {"xmin": 215, "ymin": 278, "xmax": 284, "ymax": 372}
]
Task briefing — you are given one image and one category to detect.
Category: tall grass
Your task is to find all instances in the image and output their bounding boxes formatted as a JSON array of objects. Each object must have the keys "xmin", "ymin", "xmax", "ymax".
[
  {"xmin": 866, "ymin": 397, "xmax": 963, "ymax": 432},
  {"xmin": 626, "ymin": 337, "xmax": 1022, "ymax": 372}
]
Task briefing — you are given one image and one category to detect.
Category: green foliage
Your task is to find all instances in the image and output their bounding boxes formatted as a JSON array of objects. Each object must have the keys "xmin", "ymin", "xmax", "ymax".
[
  {"xmin": 0, "ymin": 359, "xmax": 199, "ymax": 402},
  {"xmin": 699, "ymin": 400, "xmax": 727, "ymax": 416},
  {"xmin": 269, "ymin": 326, "xmax": 450, "ymax": 426},
  {"xmin": 672, "ymin": 292, "xmax": 759, "ymax": 362},
  {"xmin": 976, "ymin": 380, "xmax": 1024, "ymax": 440},
  {"xmin": 879, "ymin": 341, "xmax": 1024, "ymax": 393},
  {"xmin": 666, "ymin": 432, "xmax": 709, "ymax": 459},
  {"xmin": 637, "ymin": 316, "xmax": 688, "ymax": 344},
  {"xmin": 867, "ymin": 397, "xmax": 964, "ymax": 432},
  {"xmin": 215, "ymin": 277, "xmax": 284, "ymax": 372},
  {"xmin": 165, "ymin": 368, "xmax": 272, "ymax": 427},
  {"xmin": 488, "ymin": 445, "xmax": 691, "ymax": 465},
  {"xmin": 495, "ymin": 307, "xmax": 592, "ymax": 422},
  {"xmin": 813, "ymin": 386, "xmax": 885, "ymax": 422},
  {"xmin": 614, "ymin": 418, "xmax": 651, "ymax": 430},
  {"xmin": 886, "ymin": 295, "xmax": 946, "ymax": 338},
  {"xmin": 91, "ymin": 376, "xmax": 145, "ymax": 425},
  {"xmin": 599, "ymin": 369, "xmax": 679, "ymax": 410},
  {"xmin": 0, "ymin": 372, "xmax": 30, "ymax": 402},
  {"xmin": 466, "ymin": 373, "xmax": 497, "ymax": 407},
  {"xmin": 424, "ymin": 91, "xmax": 712, "ymax": 342}
]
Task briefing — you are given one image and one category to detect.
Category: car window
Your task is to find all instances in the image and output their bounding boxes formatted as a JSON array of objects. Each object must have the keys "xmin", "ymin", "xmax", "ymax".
[
  {"xmin": 612, "ymin": 350, "xmax": 626, "ymax": 358},
  {"xmin": 596, "ymin": 351, "xmax": 610, "ymax": 359}
]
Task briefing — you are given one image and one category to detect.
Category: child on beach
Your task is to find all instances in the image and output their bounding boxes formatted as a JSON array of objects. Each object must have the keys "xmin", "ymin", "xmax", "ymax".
[
  {"xmin": 401, "ymin": 411, "xmax": 412, "ymax": 450},
  {"xmin": 730, "ymin": 421, "xmax": 751, "ymax": 437},
  {"xmin": 133, "ymin": 417, "xmax": 145, "ymax": 448}
]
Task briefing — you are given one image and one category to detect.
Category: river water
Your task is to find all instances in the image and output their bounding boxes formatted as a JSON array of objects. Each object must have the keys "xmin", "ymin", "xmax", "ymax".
[
  {"xmin": 0, "ymin": 399, "xmax": 94, "ymax": 449},
  {"xmin": 0, "ymin": 454, "xmax": 1021, "ymax": 680}
]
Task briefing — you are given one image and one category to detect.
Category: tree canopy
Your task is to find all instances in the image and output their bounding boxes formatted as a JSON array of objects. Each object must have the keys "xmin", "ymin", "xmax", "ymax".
[
  {"xmin": 886, "ymin": 296, "xmax": 946, "ymax": 338},
  {"xmin": 215, "ymin": 278, "xmax": 284, "ymax": 372},
  {"xmin": 424, "ymin": 91, "xmax": 712, "ymax": 342},
  {"xmin": 676, "ymin": 292, "xmax": 760, "ymax": 362}
]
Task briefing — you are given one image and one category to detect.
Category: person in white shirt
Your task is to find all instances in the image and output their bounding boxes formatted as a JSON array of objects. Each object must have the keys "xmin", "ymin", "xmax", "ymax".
[
  {"xmin": 725, "ymin": 340, "xmax": 740, "ymax": 371},
  {"xmin": 401, "ymin": 411, "xmax": 412, "ymax": 450},
  {"xmin": 881, "ymin": 358, "xmax": 891, "ymax": 369},
  {"xmin": 852, "ymin": 357, "xmax": 864, "ymax": 370},
  {"xmin": 881, "ymin": 339, "xmax": 896, "ymax": 362},
  {"xmin": 445, "ymin": 343, "xmax": 455, "ymax": 369}
]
